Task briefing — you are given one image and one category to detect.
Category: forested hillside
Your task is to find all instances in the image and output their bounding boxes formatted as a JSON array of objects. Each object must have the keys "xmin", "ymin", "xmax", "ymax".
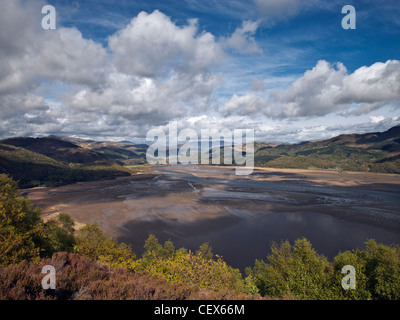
[
  {"xmin": 0, "ymin": 137, "xmax": 146, "ymax": 188},
  {"xmin": 254, "ymin": 125, "xmax": 400, "ymax": 173}
]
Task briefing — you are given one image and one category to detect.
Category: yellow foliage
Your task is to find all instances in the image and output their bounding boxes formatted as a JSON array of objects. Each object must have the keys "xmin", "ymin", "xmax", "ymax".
[{"xmin": 137, "ymin": 250, "xmax": 245, "ymax": 293}]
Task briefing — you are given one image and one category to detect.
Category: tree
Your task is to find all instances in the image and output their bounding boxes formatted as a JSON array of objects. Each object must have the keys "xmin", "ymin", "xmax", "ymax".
[
  {"xmin": 144, "ymin": 249, "xmax": 245, "ymax": 293},
  {"xmin": 253, "ymin": 240, "xmax": 292, "ymax": 297},
  {"xmin": 0, "ymin": 174, "xmax": 46, "ymax": 265},
  {"xmin": 196, "ymin": 242, "xmax": 214, "ymax": 260},
  {"xmin": 360, "ymin": 239, "xmax": 400, "ymax": 300},
  {"xmin": 139, "ymin": 235, "xmax": 245, "ymax": 293},
  {"xmin": 43, "ymin": 213, "xmax": 76, "ymax": 255},
  {"xmin": 332, "ymin": 250, "xmax": 371, "ymax": 300},
  {"xmin": 74, "ymin": 223, "xmax": 136, "ymax": 270},
  {"xmin": 142, "ymin": 234, "xmax": 177, "ymax": 263},
  {"xmin": 162, "ymin": 240, "xmax": 175, "ymax": 259},
  {"xmin": 252, "ymin": 238, "xmax": 336, "ymax": 299},
  {"xmin": 143, "ymin": 234, "xmax": 163, "ymax": 257},
  {"xmin": 289, "ymin": 238, "xmax": 334, "ymax": 299}
]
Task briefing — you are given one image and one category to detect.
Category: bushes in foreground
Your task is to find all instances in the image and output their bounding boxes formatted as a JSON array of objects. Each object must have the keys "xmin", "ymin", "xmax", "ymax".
[
  {"xmin": 248, "ymin": 238, "xmax": 400, "ymax": 300},
  {"xmin": 0, "ymin": 252, "xmax": 256, "ymax": 300}
]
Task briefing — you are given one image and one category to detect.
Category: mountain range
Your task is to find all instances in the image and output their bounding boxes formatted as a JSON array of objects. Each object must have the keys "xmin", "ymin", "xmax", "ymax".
[{"xmin": 0, "ymin": 125, "xmax": 399, "ymax": 188}]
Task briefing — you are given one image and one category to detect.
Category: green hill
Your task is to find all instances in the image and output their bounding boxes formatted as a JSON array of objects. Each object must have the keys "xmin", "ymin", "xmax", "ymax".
[
  {"xmin": 254, "ymin": 125, "xmax": 400, "ymax": 173},
  {"xmin": 54, "ymin": 136, "xmax": 148, "ymax": 166},
  {"xmin": 0, "ymin": 137, "xmax": 133, "ymax": 188}
]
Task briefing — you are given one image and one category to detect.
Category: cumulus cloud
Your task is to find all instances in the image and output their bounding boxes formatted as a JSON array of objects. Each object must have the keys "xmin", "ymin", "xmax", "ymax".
[
  {"xmin": 0, "ymin": 1, "xmax": 109, "ymax": 95},
  {"xmin": 270, "ymin": 60, "xmax": 349, "ymax": 117},
  {"xmin": 0, "ymin": 0, "xmax": 110, "ymax": 134},
  {"xmin": 222, "ymin": 60, "xmax": 400, "ymax": 119},
  {"xmin": 222, "ymin": 20, "xmax": 263, "ymax": 54},
  {"xmin": 221, "ymin": 93, "xmax": 267, "ymax": 117},
  {"xmin": 63, "ymin": 70, "xmax": 220, "ymax": 127},
  {"xmin": 0, "ymin": 3, "xmax": 224, "ymax": 139},
  {"xmin": 108, "ymin": 10, "xmax": 223, "ymax": 77}
]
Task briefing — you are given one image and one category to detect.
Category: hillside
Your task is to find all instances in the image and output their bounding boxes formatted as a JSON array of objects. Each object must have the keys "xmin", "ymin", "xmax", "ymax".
[
  {"xmin": 53, "ymin": 136, "xmax": 148, "ymax": 166},
  {"xmin": 1, "ymin": 137, "xmax": 111, "ymax": 165},
  {"xmin": 0, "ymin": 137, "xmax": 134, "ymax": 188},
  {"xmin": 254, "ymin": 125, "xmax": 400, "ymax": 173}
]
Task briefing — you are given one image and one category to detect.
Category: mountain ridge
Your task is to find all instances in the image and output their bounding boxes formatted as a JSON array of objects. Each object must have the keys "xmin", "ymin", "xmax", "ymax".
[{"xmin": 0, "ymin": 124, "xmax": 399, "ymax": 188}]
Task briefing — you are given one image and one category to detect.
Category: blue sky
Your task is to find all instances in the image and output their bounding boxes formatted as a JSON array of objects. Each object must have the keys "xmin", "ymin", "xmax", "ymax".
[
  {"xmin": 0, "ymin": 0, "xmax": 399, "ymax": 142},
  {"xmin": 54, "ymin": 0, "xmax": 399, "ymax": 68}
]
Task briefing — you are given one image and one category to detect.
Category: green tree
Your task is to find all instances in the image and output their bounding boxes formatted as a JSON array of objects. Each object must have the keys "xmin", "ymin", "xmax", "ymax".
[
  {"xmin": 332, "ymin": 250, "xmax": 371, "ymax": 300},
  {"xmin": 162, "ymin": 240, "xmax": 175, "ymax": 258},
  {"xmin": 290, "ymin": 238, "xmax": 335, "ymax": 299},
  {"xmin": 142, "ymin": 234, "xmax": 177, "ymax": 263},
  {"xmin": 0, "ymin": 174, "xmax": 46, "ymax": 265},
  {"xmin": 360, "ymin": 239, "xmax": 400, "ymax": 300},
  {"xmin": 252, "ymin": 238, "xmax": 336, "ymax": 299},
  {"xmin": 143, "ymin": 234, "xmax": 163, "ymax": 257},
  {"xmin": 253, "ymin": 240, "xmax": 292, "ymax": 297},
  {"xmin": 144, "ymin": 249, "xmax": 245, "ymax": 293},
  {"xmin": 43, "ymin": 213, "xmax": 76, "ymax": 255},
  {"xmin": 196, "ymin": 242, "xmax": 214, "ymax": 260},
  {"xmin": 74, "ymin": 223, "xmax": 136, "ymax": 270}
]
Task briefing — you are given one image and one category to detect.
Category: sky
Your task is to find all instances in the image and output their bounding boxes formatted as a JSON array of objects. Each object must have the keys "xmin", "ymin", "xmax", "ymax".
[{"xmin": 0, "ymin": 0, "xmax": 399, "ymax": 143}]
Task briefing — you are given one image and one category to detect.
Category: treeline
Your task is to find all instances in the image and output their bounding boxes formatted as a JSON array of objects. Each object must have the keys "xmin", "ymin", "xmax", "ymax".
[
  {"xmin": 248, "ymin": 238, "xmax": 400, "ymax": 300},
  {"xmin": 1, "ymin": 173, "xmax": 399, "ymax": 300}
]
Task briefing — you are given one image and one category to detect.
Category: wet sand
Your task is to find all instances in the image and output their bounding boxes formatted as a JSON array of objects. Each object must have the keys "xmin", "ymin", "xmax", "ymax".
[{"xmin": 23, "ymin": 165, "xmax": 400, "ymax": 271}]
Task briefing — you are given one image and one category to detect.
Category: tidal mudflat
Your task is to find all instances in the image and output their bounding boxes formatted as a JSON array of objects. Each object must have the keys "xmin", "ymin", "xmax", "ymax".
[{"xmin": 23, "ymin": 165, "xmax": 400, "ymax": 271}]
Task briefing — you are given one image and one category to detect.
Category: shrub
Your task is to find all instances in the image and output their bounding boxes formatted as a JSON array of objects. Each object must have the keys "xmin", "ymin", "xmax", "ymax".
[
  {"xmin": 252, "ymin": 238, "xmax": 336, "ymax": 300},
  {"xmin": 139, "ymin": 234, "xmax": 246, "ymax": 294},
  {"xmin": 0, "ymin": 252, "xmax": 258, "ymax": 300},
  {"xmin": 74, "ymin": 223, "xmax": 137, "ymax": 270}
]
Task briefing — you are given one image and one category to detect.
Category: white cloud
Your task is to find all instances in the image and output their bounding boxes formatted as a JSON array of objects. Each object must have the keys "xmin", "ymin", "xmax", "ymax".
[
  {"xmin": 0, "ymin": 3, "xmax": 225, "ymax": 139},
  {"xmin": 221, "ymin": 93, "xmax": 267, "ymax": 117},
  {"xmin": 370, "ymin": 115, "xmax": 385, "ymax": 123},
  {"xmin": 270, "ymin": 60, "xmax": 349, "ymax": 117},
  {"xmin": 108, "ymin": 10, "xmax": 223, "ymax": 77},
  {"xmin": 0, "ymin": 2, "xmax": 109, "ymax": 95},
  {"xmin": 222, "ymin": 20, "xmax": 263, "ymax": 54},
  {"xmin": 222, "ymin": 59, "xmax": 400, "ymax": 119}
]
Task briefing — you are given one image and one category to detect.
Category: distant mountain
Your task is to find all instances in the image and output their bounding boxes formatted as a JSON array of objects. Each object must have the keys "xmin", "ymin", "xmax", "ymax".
[
  {"xmin": 254, "ymin": 125, "xmax": 400, "ymax": 173},
  {"xmin": 54, "ymin": 136, "xmax": 148, "ymax": 166},
  {"xmin": 1, "ymin": 137, "xmax": 111, "ymax": 165},
  {"xmin": 0, "ymin": 136, "xmax": 146, "ymax": 188},
  {"xmin": 296, "ymin": 125, "xmax": 400, "ymax": 151}
]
